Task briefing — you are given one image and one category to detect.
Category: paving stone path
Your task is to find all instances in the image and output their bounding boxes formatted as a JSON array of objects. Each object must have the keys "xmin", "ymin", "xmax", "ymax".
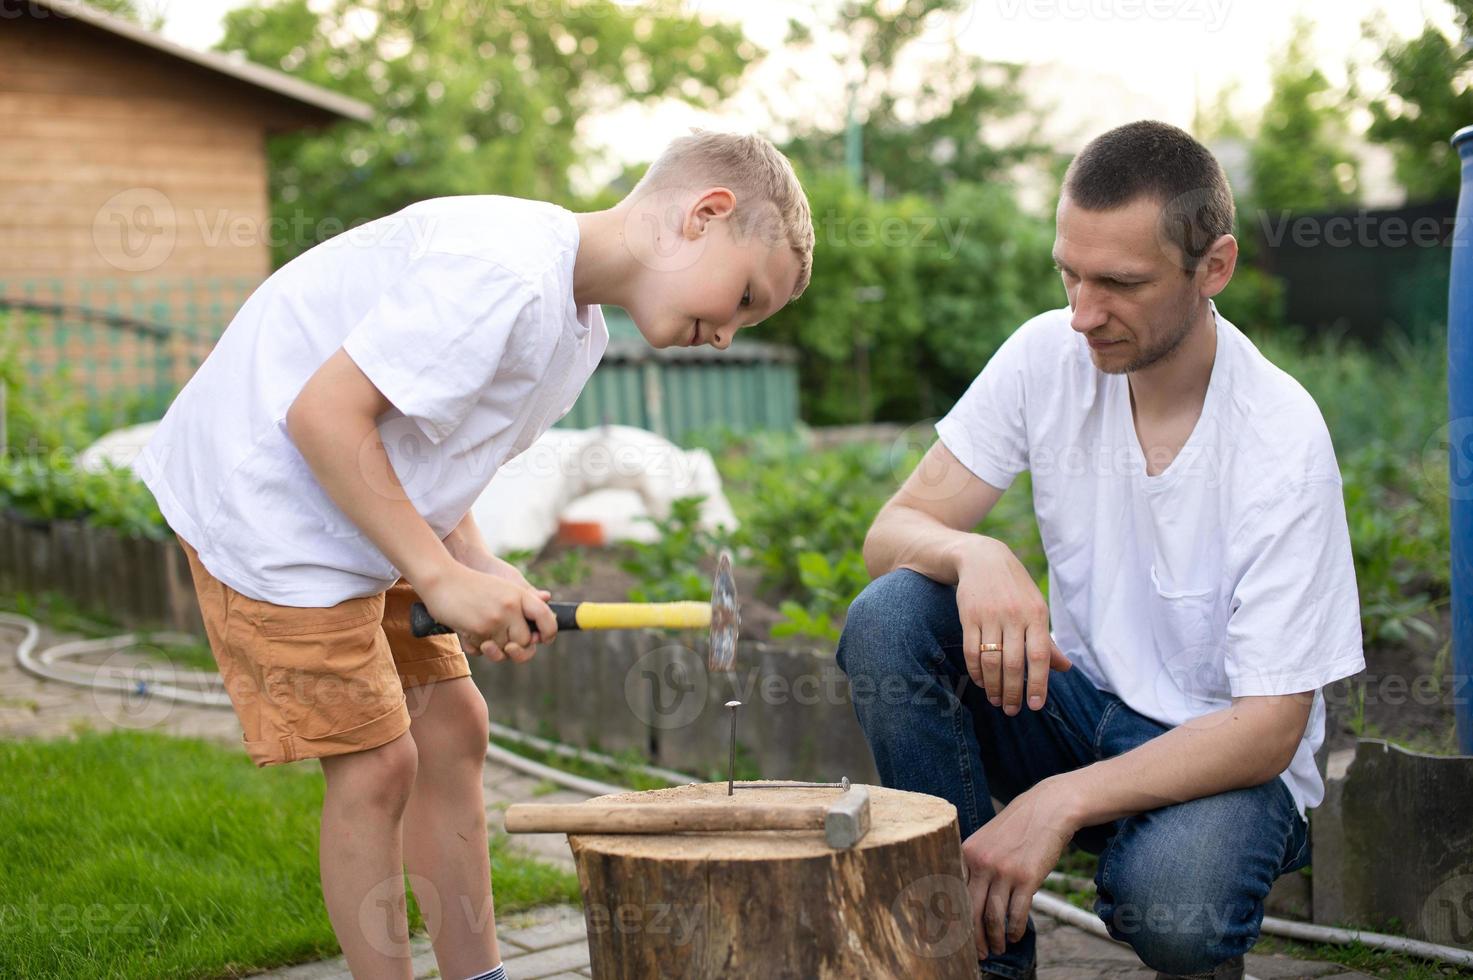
[{"xmin": 0, "ymin": 617, "xmax": 1373, "ymax": 979}]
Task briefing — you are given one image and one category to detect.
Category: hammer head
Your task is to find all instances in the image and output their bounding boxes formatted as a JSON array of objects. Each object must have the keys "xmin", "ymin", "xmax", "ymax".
[
  {"xmin": 824, "ymin": 786, "xmax": 871, "ymax": 849},
  {"xmin": 707, "ymin": 549, "xmax": 739, "ymax": 673}
]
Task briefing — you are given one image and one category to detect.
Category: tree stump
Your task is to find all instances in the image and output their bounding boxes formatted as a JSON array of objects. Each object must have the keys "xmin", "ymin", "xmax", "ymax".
[{"xmin": 567, "ymin": 781, "xmax": 976, "ymax": 978}]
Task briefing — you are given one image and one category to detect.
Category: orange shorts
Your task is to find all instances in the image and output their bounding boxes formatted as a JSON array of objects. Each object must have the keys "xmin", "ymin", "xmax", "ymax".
[{"xmin": 178, "ymin": 537, "xmax": 470, "ymax": 767}]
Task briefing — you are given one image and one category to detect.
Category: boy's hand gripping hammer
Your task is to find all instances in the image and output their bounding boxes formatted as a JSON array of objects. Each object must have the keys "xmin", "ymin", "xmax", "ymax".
[{"xmin": 409, "ymin": 550, "xmax": 740, "ymax": 672}]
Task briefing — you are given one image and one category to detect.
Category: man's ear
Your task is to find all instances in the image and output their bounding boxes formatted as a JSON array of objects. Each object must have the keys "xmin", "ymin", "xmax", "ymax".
[
  {"xmin": 1198, "ymin": 234, "xmax": 1238, "ymax": 299},
  {"xmin": 684, "ymin": 187, "xmax": 736, "ymax": 239}
]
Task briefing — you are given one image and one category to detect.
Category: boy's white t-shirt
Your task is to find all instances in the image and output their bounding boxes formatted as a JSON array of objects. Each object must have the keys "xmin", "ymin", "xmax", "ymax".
[
  {"xmin": 137, "ymin": 196, "xmax": 608, "ymax": 606},
  {"xmin": 934, "ymin": 303, "xmax": 1364, "ymax": 819}
]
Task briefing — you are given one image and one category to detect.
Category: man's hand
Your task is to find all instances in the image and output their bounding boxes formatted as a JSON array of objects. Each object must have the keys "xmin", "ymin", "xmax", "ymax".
[
  {"xmin": 954, "ymin": 537, "xmax": 1072, "ymax": 714},
  {"xmin": 962, "ymin": 778, "xmax": 1078, "ymax": 959}
]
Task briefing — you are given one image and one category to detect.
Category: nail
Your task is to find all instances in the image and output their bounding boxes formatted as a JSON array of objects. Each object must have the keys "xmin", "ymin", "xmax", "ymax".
[
  {"xmin": 725, "ymin": 700, "xmax": 741, "ymax": 796},
  {"xmin": 1029, "ymin": 696, "xmax": 1043, "ymax": 709}
]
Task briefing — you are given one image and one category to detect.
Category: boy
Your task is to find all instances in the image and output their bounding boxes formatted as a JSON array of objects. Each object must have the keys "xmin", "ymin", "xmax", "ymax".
[{"xmin": 137, "ymin": 130, "xmax": 813, "ymax": 980}]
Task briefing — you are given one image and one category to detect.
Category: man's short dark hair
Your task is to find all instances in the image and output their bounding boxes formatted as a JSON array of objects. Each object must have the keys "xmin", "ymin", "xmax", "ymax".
[{"xmin": 1062, "ymin": 120, "xmax": 1234, "ymax": 273}]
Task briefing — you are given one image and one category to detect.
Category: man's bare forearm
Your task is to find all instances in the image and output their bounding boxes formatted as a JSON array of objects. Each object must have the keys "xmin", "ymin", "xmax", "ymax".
[
  {"xmin": 864, "ymin": 502, "xmax": 997, "ymax": 584},
  {"xmin": 1049, "ymin": 699, "xmax": 1304, "ymax": 830}
]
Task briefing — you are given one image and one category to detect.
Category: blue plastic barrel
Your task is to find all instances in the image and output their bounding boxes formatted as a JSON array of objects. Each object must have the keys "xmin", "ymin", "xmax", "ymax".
[{"xmin": 1450, "ymin": 125, "xmax": 1473, "ymax": 754}]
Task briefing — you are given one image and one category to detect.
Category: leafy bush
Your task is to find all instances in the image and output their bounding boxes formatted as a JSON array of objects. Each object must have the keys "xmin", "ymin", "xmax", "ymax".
[
  {"xmin": 619, "ymin": 496, "xmax": 728, "ymax": 603},
  {"xmin": 707, "ymin": 429, "xmax": 1046, "ymax": 643},
  {"xmin": 0, "ymin": 453, "xmax": 164, "ymax": 537},
  {"xmin": 540, "ymin": 546, "xmax": 591, "ymax": 589},
  {"xmin": 772, "ymin": 550, "xmax": 870, "ymax": 644},
  {"xmin": 2, "ymin": 311, "xmax": 92, "ymax": 454},
  {"xmin": 1261, "ymin": 327, "xmax": 1449, "ymax": 645},
  {"xmin": 722, "ymin": 434, "xmax": 900, "ymax": 595},
  {"xmin": 1, "ymin": 312, "xmax": 166, "ymax": 538},
  {"xmin": 758, "ymin": 172, "xmax": 1059, "ymax": 425},
  {"xmin": 1257, "ymin": 326, "xmax": 1445, "ymax": 457},
  {"xmin": 1340, "ymin": 442, "xmax": 1449, "ymax": 646}
]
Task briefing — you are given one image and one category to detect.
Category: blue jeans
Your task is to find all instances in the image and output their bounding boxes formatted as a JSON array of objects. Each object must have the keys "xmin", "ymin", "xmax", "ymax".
[{"xmin": 836, "ymin": 570, "xmax": 1310, "ymax": 978}]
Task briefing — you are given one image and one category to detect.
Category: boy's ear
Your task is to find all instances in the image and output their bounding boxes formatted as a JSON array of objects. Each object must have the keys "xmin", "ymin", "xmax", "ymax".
[{"xmin": 685, "ymin": 187, "xmax": 736, "ymax": 238}]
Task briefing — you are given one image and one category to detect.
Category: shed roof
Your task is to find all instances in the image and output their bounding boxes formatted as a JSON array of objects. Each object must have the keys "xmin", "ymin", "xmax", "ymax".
[{"xmin": 29, "ymin": 0, "xmax": 373, "ymax": 123}]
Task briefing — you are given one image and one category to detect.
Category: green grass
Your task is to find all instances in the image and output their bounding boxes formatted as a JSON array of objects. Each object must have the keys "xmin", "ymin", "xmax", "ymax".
[
  {"xmin": 1352, "ymin": 717, "xmax": 1463, "ymax": 758},
  {"xmin": 483, "ymin": 833, "xmax": 582, "ymax": 912},
  {"xmin": 1247, "ymin": 932, "xmax": 1473, "ymax": 978},
  {"xmin": 0, "ymin": 728, "xmax": 579, "ymax": 979}
]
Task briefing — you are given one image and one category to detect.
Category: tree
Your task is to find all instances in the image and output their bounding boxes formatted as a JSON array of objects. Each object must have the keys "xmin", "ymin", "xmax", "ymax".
[
  {"xmin": 757, "ymin": 170, "xmax": 1057, "ymax": 424},
  {"xmin": 1357, "ymin": 0, "xmax": 1473, "ymax": 201},
  {"xmin": 777, "ymin": 0, "xmax": 1049, "ymax": 199},
  {"xmin": 217, "ymin": 0, "xmax": 756, "ymax": 265},
  {"xmin": 737, "ymin": 1, "xmax": 1057, "ymax": 423},
  {"xmin": 1248, "ymin": 18, "xmax": 1359, "ymax": 214},
  {"xmin": 83, "ymin": 0, "xmax": 162, "ymax": 29}
]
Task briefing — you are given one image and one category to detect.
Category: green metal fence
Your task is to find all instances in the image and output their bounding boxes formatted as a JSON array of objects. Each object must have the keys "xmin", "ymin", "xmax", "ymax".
[
  {"xmin": 2, "ymin": 283, "xmax": 800, "ymax": 443},
  {"xmin": 561, "ymin": 308, "xmax": 800, "ymax": 441},
  {"xmin": 1263, "ymin": 198, "xmax": 1455, "ymax": 343},
  {"xmin": 0, "ymin": 278, "xmax": 256, "ymax": 433}
]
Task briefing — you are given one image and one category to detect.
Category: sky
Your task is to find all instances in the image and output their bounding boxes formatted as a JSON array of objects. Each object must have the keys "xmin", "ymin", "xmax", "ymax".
[{"xmin": 148, "ymin": 0, "xmax": 1445, "ymax": 197}]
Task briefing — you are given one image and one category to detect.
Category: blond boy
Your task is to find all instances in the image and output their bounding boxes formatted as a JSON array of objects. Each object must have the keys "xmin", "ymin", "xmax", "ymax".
[{"xmin": 138, "ymin": 130, "xmax": 813, "ymax": 980}]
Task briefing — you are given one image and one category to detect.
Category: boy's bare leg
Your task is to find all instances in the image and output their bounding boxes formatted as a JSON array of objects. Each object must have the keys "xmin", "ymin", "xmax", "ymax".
[
  {"xmin": 319, "ymin": 731, "xmax": 421, "ymax": 980},
  {"xmin": 402, "ymin": 676, "xmax": 501, "ymax": 980}
]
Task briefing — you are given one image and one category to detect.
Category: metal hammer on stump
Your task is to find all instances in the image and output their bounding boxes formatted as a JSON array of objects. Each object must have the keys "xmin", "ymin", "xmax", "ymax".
[{"xmin": 506, "ymin": 784, "xmax": 873, "ymax": 849}]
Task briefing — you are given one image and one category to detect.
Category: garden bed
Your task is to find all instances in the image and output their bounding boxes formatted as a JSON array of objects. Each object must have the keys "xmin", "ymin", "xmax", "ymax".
[
  {"xmin": 0, "ymin": 510, "xmax": 200, "ymax": 634},
  {"xmin": 1323, "ymin": 605, "xmax": 1457, "ymax": 757}
]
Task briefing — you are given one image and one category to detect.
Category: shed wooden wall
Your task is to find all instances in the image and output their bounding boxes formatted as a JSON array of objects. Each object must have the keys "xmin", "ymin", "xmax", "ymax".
[
  {"xmin": 0, "ymin": 9, "xmax": 341, "ymax": 282},
  {"xmin": 0, "ymin": 9, "xmax": 342, "ymax": 396}
]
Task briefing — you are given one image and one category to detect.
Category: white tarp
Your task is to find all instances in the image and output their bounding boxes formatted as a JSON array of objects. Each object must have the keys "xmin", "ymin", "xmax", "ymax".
[{"xmin": 83, "ymin": 422, "xmax": 737, "ymax": 555}]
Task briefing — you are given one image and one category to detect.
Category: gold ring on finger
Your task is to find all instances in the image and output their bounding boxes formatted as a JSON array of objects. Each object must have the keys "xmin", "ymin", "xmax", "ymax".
[{"xmin": 979, "ymin": 643, "xmax": 1004, "ymax": 652}]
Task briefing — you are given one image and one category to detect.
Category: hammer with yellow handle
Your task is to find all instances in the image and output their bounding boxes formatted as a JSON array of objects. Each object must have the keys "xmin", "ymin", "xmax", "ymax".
[{"xmin": 408, "ymin": 550, "xmax": 739, "ymax": 672}]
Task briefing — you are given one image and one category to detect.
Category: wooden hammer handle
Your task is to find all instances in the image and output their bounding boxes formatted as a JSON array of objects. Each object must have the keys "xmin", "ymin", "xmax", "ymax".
[{"xmin": 505, "ymin": 801, "xmax": 827, "ymax": 835}]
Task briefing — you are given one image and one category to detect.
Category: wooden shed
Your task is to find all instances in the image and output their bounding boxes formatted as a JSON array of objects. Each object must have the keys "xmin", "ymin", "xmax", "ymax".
[{"xmin": 0, "ymin": 0, "xmax": 371, "ymax": 409}]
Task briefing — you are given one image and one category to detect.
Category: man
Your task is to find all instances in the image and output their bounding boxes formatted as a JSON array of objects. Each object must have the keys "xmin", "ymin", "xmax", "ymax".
[{"xmin": 837, "ymin": 120, "xmax": 1363, "ymax": 980}]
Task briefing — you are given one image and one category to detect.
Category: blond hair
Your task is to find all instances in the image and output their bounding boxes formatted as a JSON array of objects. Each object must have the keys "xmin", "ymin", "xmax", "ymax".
[{"xmin": 633, "ymin": 129, "xmax": 814, "ymax": 300}]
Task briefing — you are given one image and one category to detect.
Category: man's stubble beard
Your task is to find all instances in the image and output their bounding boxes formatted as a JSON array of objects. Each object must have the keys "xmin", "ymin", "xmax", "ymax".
[{"xmin": 1097, "ymin": 301, "xmax": 1199, "ymax": 376}]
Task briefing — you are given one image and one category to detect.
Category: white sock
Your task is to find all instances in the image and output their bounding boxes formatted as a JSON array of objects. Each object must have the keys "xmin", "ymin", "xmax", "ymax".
[{"xmin": 462, "ymin": 965, "xmax": 506, "ymax": 980}]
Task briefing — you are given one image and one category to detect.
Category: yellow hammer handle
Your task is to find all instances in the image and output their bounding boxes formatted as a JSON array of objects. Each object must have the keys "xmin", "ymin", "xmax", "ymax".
[{"xmin": 574, "ymin": 601, "xmax": 711, "ymax": 630}]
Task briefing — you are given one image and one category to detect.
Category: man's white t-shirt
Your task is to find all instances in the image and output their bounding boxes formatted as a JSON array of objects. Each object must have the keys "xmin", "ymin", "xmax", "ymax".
[
  {"xmin": 935, "ymin": 302, "xmax": 1364, "ymax": 819},
  {"xmin": 138, "ymin": 196, "xmax": 608, "ymax": 606}
]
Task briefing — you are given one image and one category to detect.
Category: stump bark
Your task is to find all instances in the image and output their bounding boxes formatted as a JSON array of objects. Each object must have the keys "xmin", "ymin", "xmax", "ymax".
[{"xmin": 567, "ymin": 781, "xmax": 976, "ymax": 978}]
